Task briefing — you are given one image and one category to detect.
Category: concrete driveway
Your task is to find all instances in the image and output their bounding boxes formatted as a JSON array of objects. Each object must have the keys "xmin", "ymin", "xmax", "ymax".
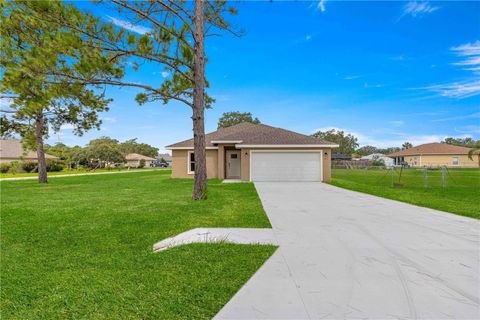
[{"xmin": 215, "ymin": 182, "xmax": 479, "ymax": 319}]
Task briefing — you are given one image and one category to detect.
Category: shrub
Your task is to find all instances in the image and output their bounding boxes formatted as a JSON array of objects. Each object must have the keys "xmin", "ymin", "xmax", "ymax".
[
  {"xmin": 0, "ymin": 163, "xmax": 10, "ymax": 173},
  {"xmin": 139, "ymin": 159, "xmax": 146, "ymax": 168},
  {"xmin": 9, "ymin": 161, "xmax": 19, "ymax": 174},
  {"xmin": 46, "ymin": 160, "xmax": 65, "ymax": 172},
  {"xmin": 21, "ymin": 161, "xmax": 37, "ymax": 173},
  {"xmin": 371, "ymin": 156, "xmax": 385, "ymax": 167}
]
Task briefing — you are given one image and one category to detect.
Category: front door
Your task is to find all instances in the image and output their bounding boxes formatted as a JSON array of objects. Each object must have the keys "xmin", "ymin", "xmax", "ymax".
[{"xmin": 226, "ymin": 150, "xmax": 241, "ymax": 178}]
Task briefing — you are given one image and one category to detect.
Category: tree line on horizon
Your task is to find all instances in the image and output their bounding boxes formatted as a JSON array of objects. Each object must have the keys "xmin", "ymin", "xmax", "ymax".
[
  {"xmin": 44, "ymin": 137, "xmax": 160, "ymax": 169},
  {"xmin": 0, "ymin": 137, "xmax": 161, "ymax": 175}
]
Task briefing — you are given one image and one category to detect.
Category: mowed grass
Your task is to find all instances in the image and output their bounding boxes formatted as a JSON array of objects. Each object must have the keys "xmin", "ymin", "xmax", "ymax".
[
  {"xmin": 331, "ymin": 168, "xmax": 480, "ymax": 219},
  {"xmin": 0, "ymin": 167, "xmax": 162, "ymax": 179},
  {"xmin": 1, "ymin": 170, "xmax": 275, "ymax": 319}
]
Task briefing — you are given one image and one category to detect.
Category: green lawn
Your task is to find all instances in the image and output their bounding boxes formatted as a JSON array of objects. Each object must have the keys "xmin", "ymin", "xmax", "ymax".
[
  {"xmin": 0, "ymin": 167, "xmax": 163, "ymax": 179},
  {"xmin": 1, "ymin": 170, "xmax": 275, "ymax": 319},
  {"xmin": 331, "ymin": 168, "xmax": 480, "ymax": 219}
]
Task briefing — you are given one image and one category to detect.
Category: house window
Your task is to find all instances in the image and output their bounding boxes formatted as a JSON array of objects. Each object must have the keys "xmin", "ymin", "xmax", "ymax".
[
  {"xmin": 188, "ymin": 151, "xmax": 195, "ymax": 174},
  {"xmin": 231, "ymin": 154, "xmax": 238, "ymax": 159},
  {"xmin": 452, "ymin": 156, "xmax": 459, "ymax": 166}
]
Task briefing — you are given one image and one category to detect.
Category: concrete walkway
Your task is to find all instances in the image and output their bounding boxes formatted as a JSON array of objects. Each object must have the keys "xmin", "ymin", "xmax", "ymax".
[
  {"xmin": 0, "ymin": 169, "xmax": 164, "ymax": 181},
  {"xmin": 215, "ymin": 182, "xmax": 479, "ymax": 319}
]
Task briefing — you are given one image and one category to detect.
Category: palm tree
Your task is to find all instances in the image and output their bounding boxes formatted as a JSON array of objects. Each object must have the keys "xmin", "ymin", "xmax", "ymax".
[{"xmin": 468, "ymin": 141, "xmax": 480, "ymax": 163}]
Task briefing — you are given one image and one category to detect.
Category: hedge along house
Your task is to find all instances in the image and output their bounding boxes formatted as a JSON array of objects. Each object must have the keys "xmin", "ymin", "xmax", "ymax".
[
  {"xmin": 166, "ymin": 123, "xmax": 339, "ymax": 182},
  {"xmin": 387, "ymin": 143, "xmax": 479, "ymax": 168}
]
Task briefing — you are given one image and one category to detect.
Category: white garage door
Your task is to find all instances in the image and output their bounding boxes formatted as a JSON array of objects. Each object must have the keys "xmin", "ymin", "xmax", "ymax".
[{"xmin": 251, "ymin": 152, "xmax": 322, "ymax": 181}]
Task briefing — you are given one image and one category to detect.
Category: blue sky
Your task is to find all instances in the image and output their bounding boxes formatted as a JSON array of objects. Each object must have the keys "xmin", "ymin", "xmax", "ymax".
[{"xmin": 50, "ymin": 1, "xmax": 480, "ymax": 152}]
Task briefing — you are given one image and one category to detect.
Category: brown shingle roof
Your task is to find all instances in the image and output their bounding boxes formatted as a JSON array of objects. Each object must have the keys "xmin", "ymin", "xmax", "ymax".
[
  {"xmin": 387, "ymin": 143, "xmax": 472, "ymax": 157},
  {"xmin": 166, "ymin": 123, "xmax": 337, "ymax": 148},
  {"xmin": 0, "ymin": 140, "xmax": 58, "ymax": 160},
  {"xmin": 125, "ymin": 153, "xmax": 156, "ymax": 161}
]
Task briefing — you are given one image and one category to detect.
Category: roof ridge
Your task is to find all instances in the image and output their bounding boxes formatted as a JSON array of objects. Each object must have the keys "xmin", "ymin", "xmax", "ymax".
[{"xmin": 166, "ymin": 122, "xmax": 339, "ymax": 148}]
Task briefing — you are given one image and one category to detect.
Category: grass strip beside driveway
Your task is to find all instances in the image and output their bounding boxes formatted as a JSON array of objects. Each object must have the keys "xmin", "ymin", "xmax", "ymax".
[
  {"xmin": 331, "ymin": 168, "xmax": 480, "ymax": 219},
  {"xmin": 1, "ymin": 170, "xmax": 275, "ymax": 319}
]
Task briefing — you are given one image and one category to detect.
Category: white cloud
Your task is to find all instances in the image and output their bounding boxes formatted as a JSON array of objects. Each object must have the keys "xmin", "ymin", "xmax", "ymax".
[
  {"xmin": 317, "ymin": 0, "xmax": 327, "ymax": 12},
  {"xmin": 402, "ymin": 1, "xmax": 439, "ymax": 18},
  {"xmin": 107, "ymin": 16, "xmax": 151, "ymax": 35},
  {"xmin": 60, "ymin": 124, "xmax": 74, "ymax": 130},
  {"xmin": 451, "ymin": 40, "xmax": 480, "ymax": 74},
  {"xmin": 425, "ymin": 79, "xmax": 480, "ymax": 99},
  {"xmin": 452, "ymin": 41, "xmax": 480, "ymax": 57},
  {"xmin": 0, "ymin": 98, "xmax": 13, "ymax": 108},
  {"xmin": 431, "ymin": 112, "xmax": 480, "ymax": 122},
  {"xmin": 161, "ymin": 71, "xmax": 170, "ymax": 78},
  {"xmin": 305, "ymin": 34, "xmax": 312, "ymax": 41},
  {"xmin": 424, "ymin": 40, "xmax": 480, "ymax": 99}
]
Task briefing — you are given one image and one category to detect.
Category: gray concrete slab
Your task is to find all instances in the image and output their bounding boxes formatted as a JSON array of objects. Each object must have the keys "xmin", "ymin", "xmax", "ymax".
[
  {"xmin": 214, "ymin": 182, "xmax": 479, "ymax": 319},
  {"xmin": 152, "ymin": 228, "xmax": 277, "ymax": 252}
]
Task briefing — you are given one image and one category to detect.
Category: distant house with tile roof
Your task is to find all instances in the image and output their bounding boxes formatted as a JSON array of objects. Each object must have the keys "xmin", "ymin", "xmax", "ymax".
[
  {"xmin": 125, "ymin": 153, "xmax": 156, "ymax": 168},
  {"xmin": 0, "ymin": 140, "xmax": 58, "ymax": 163},
  {"xmin": 387, "ymin": 143, "xmax": 478, "ymax": 167}
]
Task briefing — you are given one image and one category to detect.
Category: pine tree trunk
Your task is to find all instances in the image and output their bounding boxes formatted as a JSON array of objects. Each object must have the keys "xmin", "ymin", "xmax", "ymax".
[
  {"xmin": 192, "ymin": 0, "xmax": 207, "ymax": 200},
  {"xmin": 35, "ymin": 112, "xmax": 48, "ymax": 184}
]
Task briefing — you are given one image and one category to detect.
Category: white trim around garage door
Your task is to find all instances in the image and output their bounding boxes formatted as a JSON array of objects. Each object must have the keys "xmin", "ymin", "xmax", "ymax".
[{"xmin": 249, "ymin": 150, "xmax": 323, "ymax": 182}]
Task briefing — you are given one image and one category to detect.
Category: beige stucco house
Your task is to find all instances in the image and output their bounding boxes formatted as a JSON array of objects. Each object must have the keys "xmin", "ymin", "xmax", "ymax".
[
  {"xmin": 166, "ymin": 123, "xmax": 339, "ymax": 182},
  {"xmin": 0, "ymin": 139, "xmax": 58, "ymax": 163},
  {"xmin": 125, "ymin": 153, "xmax": 156, "ymax": 168},
  {"xmin": 388, "ymin": 143, "xmax": 479, "ymax": 168}
]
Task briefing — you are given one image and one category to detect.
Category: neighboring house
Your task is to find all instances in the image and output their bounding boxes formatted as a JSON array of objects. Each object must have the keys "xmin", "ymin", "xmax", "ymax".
[
  {"xmin": 331, "ymin": 153, "xmax": 352, "ymax": 161},
  {"xmin": 166, "ymin": 123, "xmax": 339, "ymax": 182},
  {"xmin": 360, "ymin": 153, "xmax": 394, "ymax": 167},
  {"xmin": 0, "ymin": 139, "xmax": 58, "ymax": 163},
  {"xmin": 125, "ymin": 153, "xmax": 156, "ymax": 168},
  {"xmin": 387, "ymin": 143, "xmax": 479, "ymax": 168},
  {"xmin": 157, "ymin": 153, "xmax": 172, "ymax": 166}
]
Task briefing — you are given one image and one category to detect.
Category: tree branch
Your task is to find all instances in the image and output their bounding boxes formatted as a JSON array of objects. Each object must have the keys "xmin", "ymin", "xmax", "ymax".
[{"xmin": 111, "ymin": 0, "xmax": 193, "ymax": 50}]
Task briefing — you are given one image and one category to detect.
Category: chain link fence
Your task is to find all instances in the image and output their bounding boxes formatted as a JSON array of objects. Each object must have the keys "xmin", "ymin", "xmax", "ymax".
[{"xmin": 332, "ymin": 165, "xmax": 478, "ymax": 190}]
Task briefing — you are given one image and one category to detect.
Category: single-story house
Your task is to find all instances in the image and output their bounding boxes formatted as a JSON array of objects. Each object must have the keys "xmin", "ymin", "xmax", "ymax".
[
  {"xmin": 125, "ymin": 153, "xmax": 156, "ymax": 168},
  {"xmin": 157, "ymin": 153, "xmax": 172, "ymax": 166},
  {"xmin": 0, "ymin": 139, "xmax": 58, "ymax": 163},
  {"xmin": 166, "ymin": 123, "xmax": 339, "ymax": 182},
  {"xmin": 360, "ymin": 153, "xmax": 394, "ymax": 167},
  {"xmin": 387, "ymin": 143, "xmax": 479, "ymax": 168},
  {"xmin": 331, "ymin": 153, "xmax": 352, "ymax": 161}
]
